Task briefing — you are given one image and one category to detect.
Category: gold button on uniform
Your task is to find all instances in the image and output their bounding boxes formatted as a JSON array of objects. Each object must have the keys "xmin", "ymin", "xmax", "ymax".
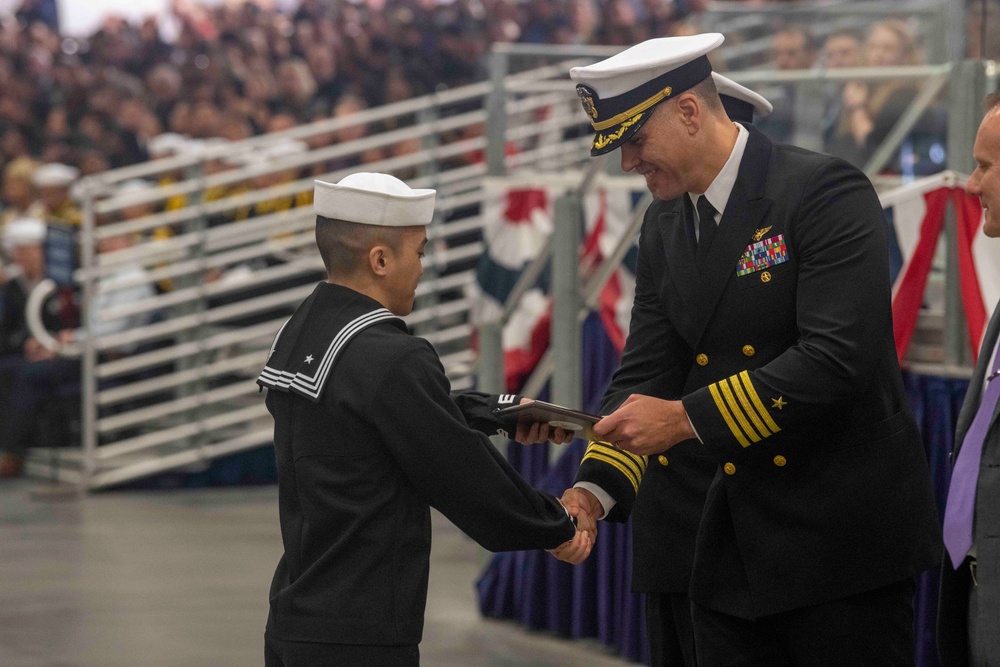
[
  {"xmin": 773, "ymin": 455, "xmax": 787, "ymax": 467},
  {"xmin": 742, "ymin": 345, "xmax": 755, "ymax": 357},
  {"xmin": 696, "ymin": 353, "xmax": 709, "ymax": 366},
  {"xmin": 658, "ymin": 455, "xmax": 669, "ymax": 467},
  {"xmin": 761, "ymin": 271, "xmax": 772, "ymax": 283},
  {"xmin": 723, "ymin": 462, "xmax": 736, "ymax": 475}
]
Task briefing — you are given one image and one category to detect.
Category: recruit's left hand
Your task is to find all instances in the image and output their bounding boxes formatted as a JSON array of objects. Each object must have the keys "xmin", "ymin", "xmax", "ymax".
[
  {"xmin": 546, "ymin": 527, "xmax": 593, "ymax": 564},
  {"xmin": 512, "ymin": 399, "xmax": 574, "ymax": 445},
  {"xmin": 593, "ymin": 394, "xmax": 695, "ymax": 456}
]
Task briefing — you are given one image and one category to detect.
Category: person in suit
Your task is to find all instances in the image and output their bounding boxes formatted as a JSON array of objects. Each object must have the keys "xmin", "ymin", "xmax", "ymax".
[
  {"xmin": 938, "ymin": 91, "xmax": 1000, "ymax": 667},
  {"xmin": 256, "ymin": 173, "xmax": 591, "ymax": 667},
  {"xmin": 555, "ymin": 34, "xmax": 942, "ymax": 666}
]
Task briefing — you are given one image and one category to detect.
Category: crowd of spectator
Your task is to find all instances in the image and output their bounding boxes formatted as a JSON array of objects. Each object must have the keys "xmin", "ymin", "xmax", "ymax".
[{"xmin": 0, "ymin": 0, "xmax": 714, "ymax": 186}]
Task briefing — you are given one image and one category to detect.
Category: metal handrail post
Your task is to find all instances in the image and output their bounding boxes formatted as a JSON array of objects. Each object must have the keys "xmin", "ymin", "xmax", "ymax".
[
  {"xmin": 942, "ymin": 61, "xmax": 987, "ymax": 367},
  {"xmin": 79, "ymin": 182, "xmax": 99, "ymax": 490},
  {"xmin": 551, "ymin": 193, "xmax": 583, "ymax": 412},
  {"xmin": 477, "ymin": 323, "xmax": 504, "ymax": 396},
  {"xmin": 486, "ymin": 51, "xmax": 509, "ymax": 178}
]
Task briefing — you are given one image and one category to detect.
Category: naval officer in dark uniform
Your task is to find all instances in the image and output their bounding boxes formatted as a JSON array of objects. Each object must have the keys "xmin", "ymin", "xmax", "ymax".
[
  {"xmin": 257, "ymin": 172, "xmax": 590, "ymax": 666},
  {"xmin": 556, "ymin": 34, "xmax": 942, "ymax": 666}
]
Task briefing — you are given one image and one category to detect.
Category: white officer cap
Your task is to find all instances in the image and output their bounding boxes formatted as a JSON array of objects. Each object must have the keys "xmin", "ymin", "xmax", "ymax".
[
  {"xmin": 570, "ymin": 33, "xmax": 724, "ymax": 155},
  {"xmin": 32, "ymin": 163, "xmax": 79, "ymax": 188},
  {"xmin": 314, "ymin": 173, "xmax": 436, "ymax": 227},
  {"xmin": 712, "ymin": 73, "xmax": 773, "ymax": 124},
  {"xmin": 3, "ymin": 217, "xmax": 46, "ymax": 251}
]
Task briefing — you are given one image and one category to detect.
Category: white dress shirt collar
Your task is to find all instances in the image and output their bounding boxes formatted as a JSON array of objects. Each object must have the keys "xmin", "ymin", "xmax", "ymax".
[{"xmin": 690, "ymin": 122, "xmax": 749, "ymax": 224}]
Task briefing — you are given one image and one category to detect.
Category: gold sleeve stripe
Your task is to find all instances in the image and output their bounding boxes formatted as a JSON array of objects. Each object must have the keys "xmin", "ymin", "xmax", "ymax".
[
  {"xmin": 719, "ymin": 378, "xmax": 762, "ymax": 444},
  {"xmin": 584, "ymin": 442, "xmax": 647, "ymax": 479},
  {"xmin": 727, "ymin": 374, "xmax": 772, "ymax": 439},
  {"xmin": 709, "ymin": 383, "xmax": 752, "ymax": 448},
  {"xmin": 584, "ymin": 451, "xmax": 642, "ymax": 494},
  {"xmin": 739, "ymin": 371, "xmax": 781, "ymax": 433},
  {"xmin": 592, "ymin": 442, "xmax": 648, "ymax": 478}
]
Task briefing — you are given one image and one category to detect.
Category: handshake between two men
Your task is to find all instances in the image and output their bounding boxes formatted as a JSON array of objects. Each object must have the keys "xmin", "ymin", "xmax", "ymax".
[{"xmin": 514, "ymin": 394, "xmax": 696, "ymax": 565}]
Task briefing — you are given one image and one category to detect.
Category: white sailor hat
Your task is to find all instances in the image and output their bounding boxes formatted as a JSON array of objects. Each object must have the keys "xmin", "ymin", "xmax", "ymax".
[
  {"xmin": 224, "ymin": 148, "xmax": 264, "ymax": 169},
  {"xmin": 314, "ymin": 173, "xmax": 436, "ymax": 227},
  {"xmin": 712, "ymin": 73, "xmax": 772, "ymax": 124},
  {"xmin": 3, "ymin": 217, "xmax": 46, "ymax": 251},
  {"xmin": 570, "ymin": 33, "xmax": 724, "ymax": 156},
  {"xmin": 265, "ymin": 139, "xmax": 309, "ymax": 161},
  {"xmin": 147, "ymin": 132, "xmax": 188, "ymax": 157},
  {"xmin": 32, "ymin": 162, "xmax": 79, "ymax": 188},
  {"xmin": 116, "ymin": 178, "xmax": 155, "ymax": 195}
]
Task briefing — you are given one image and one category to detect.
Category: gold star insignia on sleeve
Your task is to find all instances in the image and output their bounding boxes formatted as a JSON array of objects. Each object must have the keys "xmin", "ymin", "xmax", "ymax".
[{"xmin": 771, "ymin": 396, "xmax": 787, "ymax": 410}]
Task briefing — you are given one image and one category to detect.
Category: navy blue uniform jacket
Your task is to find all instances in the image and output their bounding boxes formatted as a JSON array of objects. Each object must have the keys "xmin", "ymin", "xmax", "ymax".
[
  {"xmin": 577, "ymin": 124, "xmax": 942, "ymax": 618},
  {"xmin": 258, "ymin": 282, "xmax": 575, "ymax": 647}
]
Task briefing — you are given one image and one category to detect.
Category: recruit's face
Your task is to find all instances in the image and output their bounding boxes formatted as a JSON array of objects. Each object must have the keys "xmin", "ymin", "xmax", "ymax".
[
  {"xmin": 619, "ymin": 101, "xmax": 694, "ymax": 201},
  {"xmin": 383, "ymin": 226, "xmax": 427, "ymax": 316},
  {"xmin": 969, "ymin": 108, "xmax": 1000, "ymax": 238}
]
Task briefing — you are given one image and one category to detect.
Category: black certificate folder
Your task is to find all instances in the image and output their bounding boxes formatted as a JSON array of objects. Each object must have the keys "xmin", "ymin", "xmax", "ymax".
[{"xmin": 493, "ymin": 401, "xmax": 602, "ymax": 440}]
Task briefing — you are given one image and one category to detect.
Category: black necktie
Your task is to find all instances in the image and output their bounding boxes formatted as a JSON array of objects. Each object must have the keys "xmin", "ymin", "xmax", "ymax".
[{"xmin": 695, "ymin": 196, "xmax": 717, "ymax": 267}]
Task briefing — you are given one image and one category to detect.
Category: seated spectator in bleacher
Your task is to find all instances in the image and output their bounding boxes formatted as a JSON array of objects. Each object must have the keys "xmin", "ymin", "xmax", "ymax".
[
  {"xmin": 0, "ymin": 156, "xmax": 43, "ymax": 233},
  {"xmin": 825, "ymin": 19, "xmax": 923, "ymax": 171},
  {"xmin": 32, "ymin": 163, "xmax": 81, "ymax": 226},
  {"xmin": 88, "ymin": 213, "xmax": 157, "ymax": 357},
  {"xmin": 823, "ymin": 28, "xmax": 863, "ymax": 69},
  {"xmin": 0, "ymin": 218, "xmax": 79, "ymax": 479},
  {"xmin": 274, "ymin": 58, "xmax": 321, "ymax": 122},
  {"xmin": 820, "ymin": 29, "xmax": 863, "ymax": 153},
  {"xmin": 329, "ymin": 94, "xmax": 384, "ymax": 171},
  {"xmin": 966, "ymin": 0, "xmax": 1000, "ymax": 60},
  {"xmin": 597, "ymin": 0, "xmax": 645, "ymax": 46},
  {"xmin": 756, "ymin": 24, "xmax": 818, "ymax": 145}
]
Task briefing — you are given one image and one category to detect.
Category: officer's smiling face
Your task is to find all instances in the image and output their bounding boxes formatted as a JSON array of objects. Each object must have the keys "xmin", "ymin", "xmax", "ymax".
[
  {"xmin": 619, "ymin": 101, "xmax": 695, "ymax": 201},
  {"xmin": 383, "ymin": 227, "xmax": 427, "ymax": 316}
]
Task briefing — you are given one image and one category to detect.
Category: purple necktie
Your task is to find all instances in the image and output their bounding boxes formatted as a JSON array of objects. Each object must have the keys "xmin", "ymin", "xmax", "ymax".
[{"xmin": 943, "ymin": 345, "xmax": 1000, "ymax": 569}]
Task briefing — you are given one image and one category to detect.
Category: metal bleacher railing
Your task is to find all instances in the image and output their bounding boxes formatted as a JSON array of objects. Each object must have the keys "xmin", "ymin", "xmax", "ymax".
[
  {"xmin": 25, "ymin": 57, "xmax": 607, "ymax": 488},
  {"xmin": 25, "ymin": 0, "xmax": 996, "ymax": 488}
]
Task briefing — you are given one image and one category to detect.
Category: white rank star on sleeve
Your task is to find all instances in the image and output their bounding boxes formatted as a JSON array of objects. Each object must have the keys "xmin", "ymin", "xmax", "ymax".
[{"xmin": 304, "ymin": 355, "xmax": 314, "ymax": 364}]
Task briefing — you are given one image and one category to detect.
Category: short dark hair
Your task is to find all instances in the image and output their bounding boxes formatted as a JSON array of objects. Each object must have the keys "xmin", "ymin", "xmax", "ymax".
[
  {"xmin": 315, "ymin": 215, "xmax": 405, "ymax": 277},
  {"xmin": 685, "ymin": 75, "xmax": 723, "ymax": 112},
  {"xmin": 985, "ymin": 91, "xmax": 1000, "ymax": 112}
]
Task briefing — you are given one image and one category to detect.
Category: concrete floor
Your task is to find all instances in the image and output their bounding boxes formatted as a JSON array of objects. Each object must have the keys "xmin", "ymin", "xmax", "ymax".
[{"xmin": 0, "ymin": 480, "xmax": 639, "ymax": 667}]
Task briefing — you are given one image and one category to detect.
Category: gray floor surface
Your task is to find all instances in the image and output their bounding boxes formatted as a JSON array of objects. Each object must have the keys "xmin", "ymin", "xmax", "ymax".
[{"xmin": 0, "ymin": 480, "xmax": 639, "ymax": 667}]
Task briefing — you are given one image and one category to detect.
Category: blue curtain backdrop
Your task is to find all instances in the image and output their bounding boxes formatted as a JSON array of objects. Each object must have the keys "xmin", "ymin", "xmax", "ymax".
[{"xmin": 477, "ymin": 311, "xmax": 968, "ymax": 667}]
